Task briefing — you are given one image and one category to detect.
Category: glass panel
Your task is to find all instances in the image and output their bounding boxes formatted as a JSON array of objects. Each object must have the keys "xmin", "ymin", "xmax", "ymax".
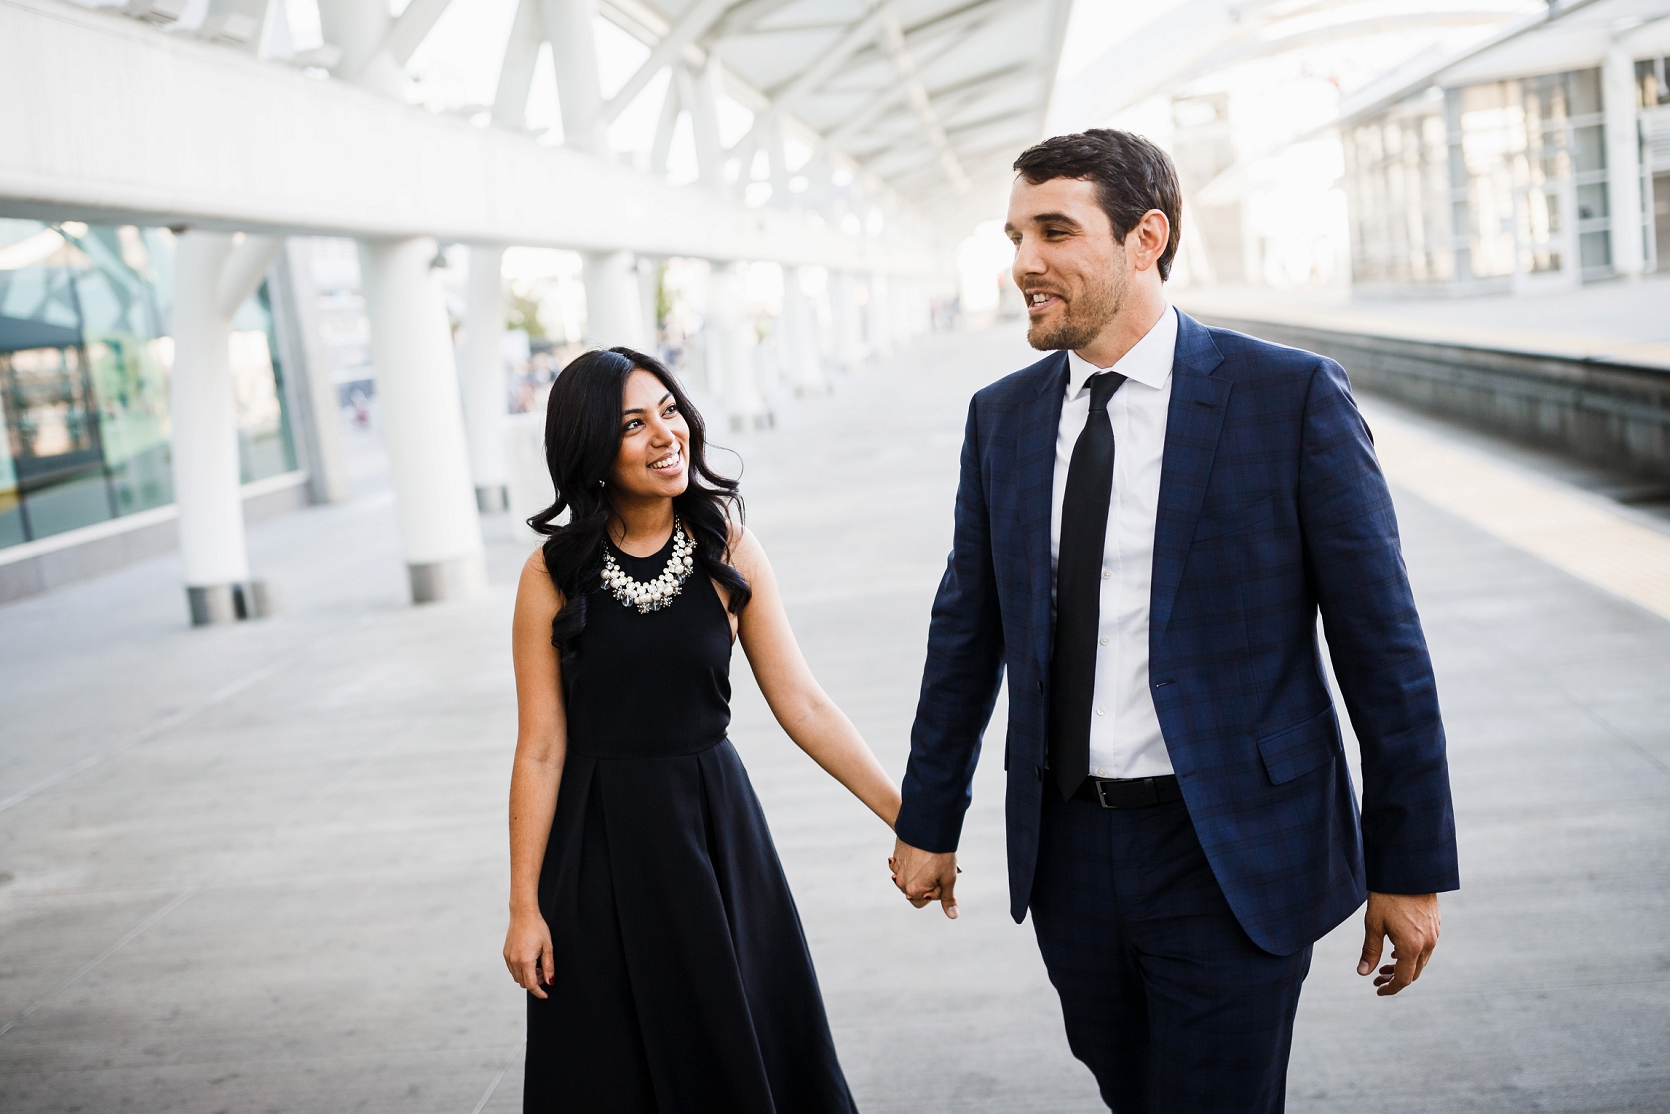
[
  {"xmin": 70, "ymin": 225, "xmax": 176, "ymax": 517},
  {"xmin": 1569, "ymin": 68, "xmax": 1603, "ymax": 117},
  {"xmin": 0, "ymin": 220, "xmax": 299, "ymax": 552},
  {"xmin": 231, "ymin": 281, "xmax": 297, "ymax": 484},
  {"xmin": 1577, "ymin": 183, "xmax": 1609, "ymax": 221},
  {"xmin": 1579, "ymin": 230, "xmax": 1612, "ymax": 268},
  {"xmin": 0, "ymin": 386, "xmax": 23, "ymax": 547},
  {"xmin": 1571, "ymin": 125, "xmax": 1606, "ymax": 173},
  {"xmin": 0, "ymin": 342, "xmax": 115, "ymax": 540}
]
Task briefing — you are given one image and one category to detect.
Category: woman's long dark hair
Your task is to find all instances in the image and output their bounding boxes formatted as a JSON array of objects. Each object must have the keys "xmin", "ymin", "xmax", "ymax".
[{"xmin": 529, "ymin": 347, "xmax": 750, "ymax": 655}]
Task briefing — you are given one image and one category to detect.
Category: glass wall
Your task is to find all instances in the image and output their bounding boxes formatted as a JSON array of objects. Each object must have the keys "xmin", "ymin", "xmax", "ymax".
[
  {"xmin": 1342, "ymin": 97, "xmax": 1455, "ymax": 287},
  {"xmin": 1445, "ymin": 68, "xmax": 1610, "ymax": 286},
  {"xmin": 1342, "ymin": 68, "xmax": 1616, "ymax": 292},
  {"xmin": 0, "ymin": 220, "xmax": 296, "ymax": 549}
]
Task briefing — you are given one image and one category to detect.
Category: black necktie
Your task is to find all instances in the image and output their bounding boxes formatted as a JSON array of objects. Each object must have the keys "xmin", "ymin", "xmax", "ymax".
[{"xmin": 1049, "ymin": 370, "xmax": 1126, "ymax": 800}]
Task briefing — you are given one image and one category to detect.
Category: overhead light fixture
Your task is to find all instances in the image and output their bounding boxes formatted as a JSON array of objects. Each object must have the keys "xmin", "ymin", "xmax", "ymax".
[
  {"xmin": 200, "ymin": 11, "xmax": 260, "ymax": 43},
  {"xmin": 122, "ymin": 0, "xmax": 189, "ymax": 25},
  {"xmin": 289, "ymin": 45, "xmax": 345, "ymax": 71}
]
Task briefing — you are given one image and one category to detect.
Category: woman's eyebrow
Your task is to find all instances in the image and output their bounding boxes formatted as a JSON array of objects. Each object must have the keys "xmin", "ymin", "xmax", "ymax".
[{"xmin": 621, "ymin": 393, "xmax": 674, "ymax": 418}]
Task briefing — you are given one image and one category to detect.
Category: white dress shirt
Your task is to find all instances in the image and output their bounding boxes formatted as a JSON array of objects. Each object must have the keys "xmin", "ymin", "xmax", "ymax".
[{"xmin": 1049, "ymin": 305, "xmax": 1178, "ymax": 780}]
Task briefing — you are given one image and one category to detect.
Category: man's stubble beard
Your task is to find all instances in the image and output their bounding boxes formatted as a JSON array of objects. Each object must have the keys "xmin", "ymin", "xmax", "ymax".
[{"xmin": 1025, "ymin": 263, "xmax": 1126, "ymax": 353}]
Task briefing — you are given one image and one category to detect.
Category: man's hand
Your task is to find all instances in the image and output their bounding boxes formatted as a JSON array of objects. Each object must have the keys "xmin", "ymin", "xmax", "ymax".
[
  {"xmin": 889, "ymin": 836, "xmax": 960, "ymax": 919},
  {"xmin": 1358, "ymin": 891, "xmax": 1440, "ymax": 996}
]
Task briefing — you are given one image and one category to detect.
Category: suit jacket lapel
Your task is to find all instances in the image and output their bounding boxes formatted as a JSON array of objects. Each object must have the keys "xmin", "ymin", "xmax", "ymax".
[
  {"xmin": 1151, "ymin": 312, "xmax": 1231, "ymax": 636},
  {"xmin": 1016, "ymin": 352, "xmax": 1069, "ymax": 677}
]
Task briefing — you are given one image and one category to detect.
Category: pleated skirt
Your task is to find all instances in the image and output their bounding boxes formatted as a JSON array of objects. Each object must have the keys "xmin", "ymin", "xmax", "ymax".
[{"xmin": 524, "ymin": 738, "xmax": 857, "ymax": 1114}]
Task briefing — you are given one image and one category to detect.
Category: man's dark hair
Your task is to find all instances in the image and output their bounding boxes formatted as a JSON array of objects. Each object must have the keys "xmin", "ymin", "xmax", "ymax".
[{"xmin": 1012, "ymin": 129, "xmax": 1182, "ymax": 281}]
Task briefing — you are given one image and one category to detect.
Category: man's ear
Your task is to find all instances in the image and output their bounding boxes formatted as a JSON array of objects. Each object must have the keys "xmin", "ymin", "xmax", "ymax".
[{"xmin": 1130, "ymin": 210, "xmax": 1170, "ymax": 272}]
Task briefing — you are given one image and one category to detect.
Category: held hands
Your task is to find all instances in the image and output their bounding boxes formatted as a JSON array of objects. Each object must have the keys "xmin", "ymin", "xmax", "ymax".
[
  {"xmin": 504, "ymin": 907, "xmax": 555, "ymax": 999},
  {"xmin": 889, "ymin": 836, "xmax": 961, "ymax": 919},
  {"xmin": 1358, "ymin": 891, "xmax": 1441, "ymax": 996}
]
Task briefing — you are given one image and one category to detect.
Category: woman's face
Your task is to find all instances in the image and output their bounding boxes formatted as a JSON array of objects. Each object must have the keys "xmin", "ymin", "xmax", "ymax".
[{"xmin": 608, "ymin": 368, "xmax": 690, "ymax": 500}]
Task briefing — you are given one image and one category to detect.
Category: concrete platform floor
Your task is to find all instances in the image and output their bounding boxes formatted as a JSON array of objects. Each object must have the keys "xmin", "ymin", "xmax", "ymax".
[{"xmin": 1, "ymin": 328, "xmax": 1667, "ymax": 1113}]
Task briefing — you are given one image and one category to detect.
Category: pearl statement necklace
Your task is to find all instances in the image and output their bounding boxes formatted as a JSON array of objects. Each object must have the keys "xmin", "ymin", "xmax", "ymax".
[{"xmin": 602, "ymin": 517, "xmax": 697, "ymax": 614}]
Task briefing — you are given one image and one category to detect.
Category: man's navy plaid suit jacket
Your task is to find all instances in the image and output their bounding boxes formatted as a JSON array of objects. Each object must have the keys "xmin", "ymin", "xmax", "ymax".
[{"xmin": 895, "ymin": 311, "xmax": 1460, "ymax": 956}]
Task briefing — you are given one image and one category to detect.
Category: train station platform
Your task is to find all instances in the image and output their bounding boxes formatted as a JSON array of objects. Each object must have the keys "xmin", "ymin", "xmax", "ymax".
[{"xmin": 1, "ymin": 326, "xmax": 1667, "ymax": 1113}]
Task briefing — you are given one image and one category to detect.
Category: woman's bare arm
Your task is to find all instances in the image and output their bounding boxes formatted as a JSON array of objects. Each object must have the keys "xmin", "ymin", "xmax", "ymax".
[
  {"xmin": 505, "ymin": 549, "xmax": 568, "ymax": 998},
  {"xmin": 728, "ymin": 526, "xmax": 901, "ymax": 828}
]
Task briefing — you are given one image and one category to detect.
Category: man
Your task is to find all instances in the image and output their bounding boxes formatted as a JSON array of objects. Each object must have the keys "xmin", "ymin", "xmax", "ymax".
[{"xmin": 889, "ymin": 130, "xmax": 1459, "ymax": 1112}]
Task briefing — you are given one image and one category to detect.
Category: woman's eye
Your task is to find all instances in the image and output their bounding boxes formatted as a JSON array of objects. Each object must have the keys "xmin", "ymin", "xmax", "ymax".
[
  {"xmin": 663, "ymin": 405, "xmax": 678, "ymax": 418},
  {"xmin": 623, "ymin": 419, "xmax": 642, "ymax": 432}
]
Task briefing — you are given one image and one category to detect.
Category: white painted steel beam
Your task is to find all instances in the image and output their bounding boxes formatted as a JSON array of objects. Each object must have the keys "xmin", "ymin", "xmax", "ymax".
[
  {"xmin": 601, "ymin": 0, "xmax": 731, "ymax": 128},
  {"xmin": 0, "ymin": 0, "xmax": 941, "ymax": 274},
  {"xmin": 463, "ymin": 245, "xmax": 511, "ymax": 512},
  {"xmin": 493, "ymin": 0, "xmax": 543, "ymax": 126},
  {"xmin": 380, "ymin": 0, "xmax": 453, "ymax": 66},
  {"xmin": 878, "ymin": 11, "xmax": 968, "ymax": 192}
]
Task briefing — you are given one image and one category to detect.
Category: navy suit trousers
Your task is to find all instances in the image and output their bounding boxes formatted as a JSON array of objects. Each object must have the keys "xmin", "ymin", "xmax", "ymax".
[{"xmin": 1031, "ymin": 791, "xmax": 1312, "ymax": 1113}]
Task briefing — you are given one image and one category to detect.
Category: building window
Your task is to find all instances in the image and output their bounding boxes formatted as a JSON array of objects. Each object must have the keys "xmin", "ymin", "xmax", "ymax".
[
  {"xmin": 1342, "ymin": 94, "xmax": 1454, "ymax": 288},
  {"xmin": 1442, "ymin": 68, "xmax": 1611, "ymax": 286}
]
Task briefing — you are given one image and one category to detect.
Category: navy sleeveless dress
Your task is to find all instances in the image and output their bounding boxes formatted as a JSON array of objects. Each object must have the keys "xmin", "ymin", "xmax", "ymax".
[{"xmin": 525, "ymin": 531, "xmax": 858, "ymax": 1114}]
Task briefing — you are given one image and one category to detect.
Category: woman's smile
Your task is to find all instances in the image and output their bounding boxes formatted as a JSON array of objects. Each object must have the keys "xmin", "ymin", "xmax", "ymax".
[{"xmin": 649, "ymin": 446, "xmax": 685, "ymax": 476}]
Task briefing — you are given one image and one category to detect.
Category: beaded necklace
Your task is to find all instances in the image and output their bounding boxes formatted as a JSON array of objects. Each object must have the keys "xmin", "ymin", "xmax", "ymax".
[{"xmin": 601, "ymin": 516, "xmax": 697, "ymax": 614}]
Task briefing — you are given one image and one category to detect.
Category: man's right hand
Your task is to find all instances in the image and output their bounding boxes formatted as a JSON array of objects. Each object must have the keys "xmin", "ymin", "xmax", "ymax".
[{"xmin": 889, "ymin": 836, "xmax": 960, "ymax": 919}]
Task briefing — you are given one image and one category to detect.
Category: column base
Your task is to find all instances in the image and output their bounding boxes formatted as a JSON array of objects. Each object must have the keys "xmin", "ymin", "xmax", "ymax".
[
  {"xmin": 186, "ymin": 581, "xmax": 275, "ymax": 626},
  {"xmin": 475, "ymin": 484, "xmax": 509, "ymax": 514},
  {"xmin": 408, "ymin": 553, "xmax": 487, "ymax": 604}
]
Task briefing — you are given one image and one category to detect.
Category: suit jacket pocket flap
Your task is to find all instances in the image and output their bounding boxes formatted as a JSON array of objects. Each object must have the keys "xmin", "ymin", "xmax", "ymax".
[
  {"xmin": 1193, "ymin": 494, "xmax": 1274, "ymax": 542},
  {"xmin": 1257, "ymin": 705, "xmax": 1338, "ymax": 784}
]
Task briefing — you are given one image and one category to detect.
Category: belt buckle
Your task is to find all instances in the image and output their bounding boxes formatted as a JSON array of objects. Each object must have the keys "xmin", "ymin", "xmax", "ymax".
[{"xmin": 1093, "ymin": 777, "xmax": 1156, "ymax": 809}]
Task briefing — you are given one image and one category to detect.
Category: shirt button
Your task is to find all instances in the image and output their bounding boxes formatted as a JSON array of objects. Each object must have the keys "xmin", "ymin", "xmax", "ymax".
[
  {"xmin": 1096, "ymin": 706, "xmax": 1105, "ymax": 716},
  {"xmin": 1100, "ymin": 636, "xmax": 1109, "ymax": 645},
  {"xmin": 1102, "ymin": 570, "xmax": 1111, "ymax": 580}
]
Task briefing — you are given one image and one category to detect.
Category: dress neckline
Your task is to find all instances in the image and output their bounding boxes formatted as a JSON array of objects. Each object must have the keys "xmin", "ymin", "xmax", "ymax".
[{"xmin": 608, "ymin": 528, "xmax": 677, "ymax": 565}]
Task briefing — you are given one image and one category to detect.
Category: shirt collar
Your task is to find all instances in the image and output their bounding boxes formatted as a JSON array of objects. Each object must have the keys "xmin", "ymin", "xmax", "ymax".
[{"xmin": 1064, "ymin": 304, "xmax": 1177, "ymax": 397}]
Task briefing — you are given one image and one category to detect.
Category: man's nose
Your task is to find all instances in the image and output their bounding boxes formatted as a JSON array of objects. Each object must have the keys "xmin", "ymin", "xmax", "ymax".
[{"xmin": 1013, "ymin": 236, "xmax": 1045, "ymax": 275}]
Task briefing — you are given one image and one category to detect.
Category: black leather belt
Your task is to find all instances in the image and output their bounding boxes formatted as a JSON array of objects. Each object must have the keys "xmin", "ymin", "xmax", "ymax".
[{"xmin": 1072, "ymin": 774, "xmax": 1182, "ymax": 809}]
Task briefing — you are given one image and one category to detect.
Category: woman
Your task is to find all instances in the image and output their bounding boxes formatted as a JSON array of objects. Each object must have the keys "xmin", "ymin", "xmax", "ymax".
[{"xmin": 504, "ymin": 347, "xmax": 899, "ymax": 1113}]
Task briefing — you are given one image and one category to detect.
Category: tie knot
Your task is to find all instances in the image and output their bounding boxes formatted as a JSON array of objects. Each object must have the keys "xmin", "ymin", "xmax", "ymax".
[{"xmin": 1088, "ymin": 371, "xmax": 1126, "ymax": 409}]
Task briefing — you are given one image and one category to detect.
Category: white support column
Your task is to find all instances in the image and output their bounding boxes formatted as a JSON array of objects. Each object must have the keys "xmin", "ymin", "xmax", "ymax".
[
  {"xmin": 637, "ymin": 256, "xmax": 662, "ymax": 351},
  {"xmin": 170, "ymin": 230, "xmax": 283, "ymax": 625},
  {"xmin": 866, "ymin": 270, "xmax": 893, "ymax": 360},
  {"xmin": 780, "ymin": 267, "xmax": 825, "ymax": 395},
  {"xmin": 584, "ymin": 249, "xmax": 647, "ymax": 350},
  {"xmin": 463, "ymin": 245, "xmax": 510, "ymax": 513},
  {"xmin": 358, "ymin": 236, "xmax": 486, "ymax": 603},
  {"xmin": 826, "ymin": 270, "xmax": 863, "ymax": 372},
  {"xmin": 1604, "ymin": 46, "xmax": 1646, "ymax": 279},
  {"xmin": 540, "ymin": 0, "xmax": 607, "ymax": 155},
  {"xmin": 711, "ymin": 262, "xmax": 769, "ymax": 430}
]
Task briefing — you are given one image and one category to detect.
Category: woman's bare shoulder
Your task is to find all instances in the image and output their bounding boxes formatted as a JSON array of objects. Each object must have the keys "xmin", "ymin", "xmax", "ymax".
[
  {"xmin": 725, "ymin": 520, "xmax": 765, "ymax": 568},
  {"xmin": 518, "ymin": 545, "xmax": 562, "ymax": 608}
]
